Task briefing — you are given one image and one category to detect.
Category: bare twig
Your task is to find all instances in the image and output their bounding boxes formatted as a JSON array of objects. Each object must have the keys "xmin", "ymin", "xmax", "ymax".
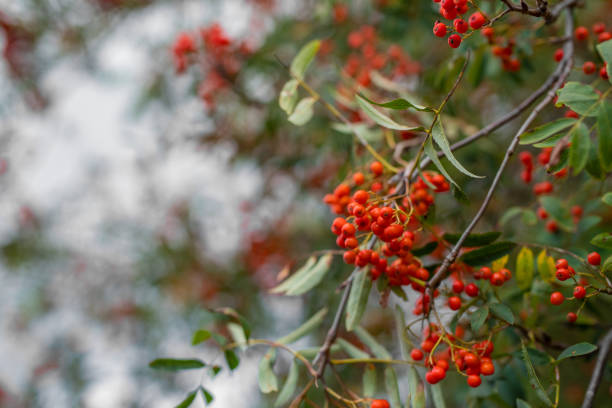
[{"xmin": 581, "ymin": 328, "xmax": 612, "ymax": 408}]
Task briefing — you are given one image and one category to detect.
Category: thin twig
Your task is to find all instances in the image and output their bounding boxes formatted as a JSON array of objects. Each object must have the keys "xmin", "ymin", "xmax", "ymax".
[{"xmin": 581, "ymin": 328, "xmax": 612, "ymax": 408}]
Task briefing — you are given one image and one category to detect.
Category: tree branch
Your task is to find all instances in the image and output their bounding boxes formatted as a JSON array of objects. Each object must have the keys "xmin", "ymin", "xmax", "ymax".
[{"xmin": 581, "ymin": 328, "xmax": 612, "ymax": 408}]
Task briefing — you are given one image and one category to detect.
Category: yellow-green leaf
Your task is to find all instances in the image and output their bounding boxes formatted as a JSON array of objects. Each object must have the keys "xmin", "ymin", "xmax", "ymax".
[
  {"xmin": 290, "ymin": 39, "xmax": 320, "ymax": 80},
  {"xmin": 516, "ymin": 247, "xmax": 534, "ymax": 290}
]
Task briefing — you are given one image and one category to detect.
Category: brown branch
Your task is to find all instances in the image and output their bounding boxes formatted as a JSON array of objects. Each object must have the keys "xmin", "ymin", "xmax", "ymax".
[
  {"xmin": 581, "ymin": 328, "xmax": 612, "ymax": 408},
  {"xmin": 426, "ymin": 7, "xmax": 575, "ymax": 294}
]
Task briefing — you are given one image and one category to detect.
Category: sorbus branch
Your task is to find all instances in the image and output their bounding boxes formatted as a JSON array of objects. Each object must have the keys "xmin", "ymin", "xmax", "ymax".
[{"xmin": 581, "ymin": 328, "xmax": 612, "ymax": 408}]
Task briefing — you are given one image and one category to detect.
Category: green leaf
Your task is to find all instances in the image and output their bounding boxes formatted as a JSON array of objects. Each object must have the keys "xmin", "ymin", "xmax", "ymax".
[
  {"xmin": 411, "ymin": 241, "xmax": 439, "ymax": 256},
  {"xmin": 192, "ymin": 330, "xmax": 211, "ymax": 345},
  {"xmin": 500, "ymin": 207, "xmax": 523, "ymax": 226},
  {"xmin": 519, "ymin": 118, "xmax": 576, "ymax": 145},
  {"xmin": 258, "ymin": 350, "xmax": 278, "ymax": 394},
  {"xmin": 597, "ymin": 101, "xmax": 612, "ymax": 170},
  {"xmin": 271, "ymin": 257, "xmax": 316, "ymax": 294},
  {"xmin": 271, "ymin": 255, "xmax": 332, "ymax": 295},
  {"xmin": 490, "ymin": 303, "xmax": 515, "ymax": 324},
  {"xmin": 214, "ymin": 307, "xmax": 251, "ymax": 340},
  {"xmin": 424, "ymin": 136, "xmax": 458, "ymax": 187},
  {"xmin": 585, "ymin": 142, "xmax": 606, "ymax": 179},
  {"xmin": 357, "ymin": 94, "xmax": 433, "ymax": 112},
  {"xmin": 408, "ymin": 366, "xmax": 426, "ymax": 408},
  {"xmin": 336, "ymin": 338, "xmax": 370, "ymax": 359},
  {"xmin": 175, "ymin": 390, "xmax": 198, "ymax": 408},
  {"xmin": 209, "ymin": 365, "xmax": 222, "ymax": 377},
  {"xmin": 555, "ymin": 82, "xmax": 600, "ymax": 117},
  {"xmin": 431, "ymin": 383, "xmax": 447, "ymax": 408},
  {"xmin": 516, "ymin": 247, "xmax": 534, "ymax": 290},
  {"xmin": 556, "ymin": 342, "xmax": 598, "ymax": 362},
  {"xmin": 384, "ymin": 367, "xmax": 402, "ymax": 408},
  {"xmin": 290, "ymin": 39, "xmax": 320, "ymax": 80},
  {"xmin": 224, "ymin": 350, "xmax": 240, "ymax": 371},
  {"xmin": 520, "ymin": 342, "xmax": 553, "ymax": 407},
  {"xmin": 602, "ymin": 256, "xmax": 612, "ymax": 274},
  {"xmin": 356, "ymin": 94, "xmax": 424, "ymax": 131},
  {"xmin": 274, "ymin": 360, "xmax": 298, "ymax": 406},
  {"xmin": 533, "ymin": 132, "xmax": 566, "ymax": 148},
  {"xmin": 288, "ymin": 97, "xmax": 315, "ymax": 126},
  {"xmin": 200, "ymin": 387, "xmax": 214, "ymax": 405},
  {"xmin": 354, "ymin": 326, "xmax": 392, "ymax": 359},
  {"xmin": 521, "ymin": 209, "xmax": 537, "ymax": 226},
  {"xmin": 432, "ymin": 120, "xmax": 483, "ymax": 179},
  {"xmin": 363, "ymin": 364, "xmax": 377, "ymax": 397},
  {"xmin": 536, "ymin": 250, "xmax": 555, "ymax": 283},
  {"xmin": 443, "ymin": 231, "xmax": 501, "ymax": 247},
  {"xmin": 346, "ymin": 269, "xmax": 372, "ymax": 331},
  {"xmin": 591, "ymin": 232, "xmax": 612, "ymax": 250},
  {"xmin": 492, "ymin": 255, "xmax": 509, "ymax": 272},
  {"xmin": 471, "ymin": 306, "xmax": 489, "ymax": 332},
  {"xmin": 279, "ymin": 79, "xmax": 299, "ymax": 115},
  {"xmin": 516, "ymin": 398, "xmax": 533, "ymax": 408},
  {"xmin": 460, "ymin": 242, "xmax": 517, "ymax": 266},
  {"xmin": 149, "ymin": 359, "xmax": 205, "ymax": 371},
  {"xmin": 603, "ymin": 192, "xmax": 612, "ymax": 206},
  {"xmin": 596, "ymin": 39, "xmax": 612, "ymax": 83},
  {"xmin": 277, "ymin": 308, "xmax": 328, "ymax": 344},
  {"xmin": 539, "ymin": 196, "xmax": 573, "ymax": 231},
  {"xmin": 568, "ymin": 123, "xmax": 591, "ymax": 175},
  {"xmin": 548, "ymin": 147, "xmax": 569, "ymax": 173}
]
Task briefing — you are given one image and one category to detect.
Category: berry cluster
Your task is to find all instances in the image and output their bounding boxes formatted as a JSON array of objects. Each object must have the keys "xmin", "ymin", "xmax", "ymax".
[
  {"xmin": 409, "ymin": 323, "xmax": 495, "ymax": 388},
  {"xmin": 432, "ymin": 0, "xmax": 487, "ymax": 49},
  {"xmin": 171, "ymin": 23, "xmax": 253, "ymax": 108},
  {"xmin": 555, "ymin": 22, "xmax": 611, "ymax": 80}
]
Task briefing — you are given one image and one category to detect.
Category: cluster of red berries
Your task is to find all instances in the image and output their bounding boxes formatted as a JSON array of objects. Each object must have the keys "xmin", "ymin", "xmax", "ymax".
[
  {"xmin": 550, "ymin": 253, "xmax": 602, "ymax": 321},
  {"xmin": 340, "ymin": 25, "xmax": 420, "ymax": 89},
  {"xmin": 555, "ymin": 23, "xmax": 611, "ymax": 80},
  {"xmin": 410, "ymin": 324, "xmax": 494, "ymax": 388},
  {"xmin": 171, "ymin": 23, "xmax": 253, "ymax": 108},
  {"xmin": 432, "ymin": 0, "xmax": 487, "ymax": 49}
]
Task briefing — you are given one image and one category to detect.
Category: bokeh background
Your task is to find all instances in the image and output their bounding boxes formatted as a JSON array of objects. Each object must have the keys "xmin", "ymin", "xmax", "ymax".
[{"xmin": 0, "ymin": 1, "xmax": 611, "ymax": 407}]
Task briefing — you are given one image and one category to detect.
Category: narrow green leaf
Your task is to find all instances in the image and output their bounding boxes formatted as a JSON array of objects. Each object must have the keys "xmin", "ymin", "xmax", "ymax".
[
  {"xmin": 271, "ymin": 257, "xmax": 316, "ymax": 294},
  {"xmin": 516, "ymin": 247, "xmax": 534, "ymax": 291},
  {"xmin": 555, "ymin": 82, "xmax": 600, "ymax": 117},
  {"xmin": 539, "ymin": 196, "xmax": 573, "ymax": 231},
  {"xmin": 279, "ymin": 79, "xmax": 299, "ymax": 115},
  {"xmin": 288, "ymin": 97, "xmax": 315, "ymax": 126},
  {"xmin": 356, "ymin": 94, "xmax": 424, "ymax": 131},
  {"xmin": 357, "ymin": 93, "xmax": 433, "ymax": 111},
  {"xmin": 591, "ymin": 232, "xmax": 612, "ymax": 250},
  {"xmin": 336, "ymin": 338, "xmax": 370, "ymax": 359},
  {"xmin": 277, "ymin": 308, "xmax": 328, "ymax": 344},
  {"xmin": 408, "ymin": 366, "xmax": 426, "ymax": 408},
  {"xmin": 596, "ymin": 39, "xmax": 612, "ymax": 83},
  {"xmin": 516, "ymin": 398, "xmax": 533, "ymax": 408},
  {"xmin": 536, "ymin": 250, "xmax": 555, "ymax": 283},
  {"xmin": 443, "ymin": 231, "xmax": 501, "ymax": 247},
  {"xmin": 200, "ymin": 387, "xmax": 214, "ymax": 405},
  {"xmin": 149, "ymin": 359, "xmax": 205, "ymax": 371},
  {"xmin": 274, "ymin": 359, "xmax": 299, "ymax": 406},
  {"xmin": 597, "ymin": 101, "xmax": 612, "ymax": 170},
  {"xmin": 354, "ymin": 326, "xmax": 392, "ymax": 359},
  {"xmin": 519, "ymin": 118, "xmax": 576, "ymax": 145},
  {"xmin": 411, "ymin": 241, "xmax": 439, "ymax": 256},
  {"xmin": 227, "ymin": 323, "xmax": 247, "ymax": 350},
  {"xmin": 556, "ymin": 342, "xmax": 598, "ymax": 362},
  {"xmin": 224, "ymin": 350, "xmax": 240, "ymax": 371},
  {"xmin": 520, "ymin": 342, "xmax": 553, "ymax": 407},
  {"xmin": 286, "ymin": 254, "xmax": 332, "ymax": 296},
  {"xmin": 432, "ymin": 120, "xmax": 483, "ymax": 178},
  {"xmin": 258, "ymin": 349, "xmax": 278, "ymax": 394},
  {"xmin": 460, "ymin": 242, "xmax": 517, "ymax": 266},
  {"xmin": 290, "ymin": 39, "xmax": 320, "ymax": 80},
  {"xmin": 603, "ymin": 192, "xmax": 612, "ymax": 206},
  {"xmin": 533, "ymin": 132, "xmax": 565, "ymax": 148},
  {"xmin": 363, "ymin": 364, "xmax": 377, "ymax": 397},
  {"xmin": 424, "ymin": 136, "xmax": 458, "ymax": 187},
  {"xmin": 175, "ymin": 390, "xmax": 198, "ymax": 408},
  {"xmin": 490, "ymin": 303, "xmax": 515, "ymax": 325},
  {"xmin": 346, "ymin": 269, "xmax": 372, "ymax": 331},
  {"xmin": 568, "ymin": 123, "xmax": 591, "ymax": 175},
  {"xmin": 431, "ymin": 383, "xmax": 447, "ymax": 408},
  {"xmin": 384, "ymin": 367, "xmax": 402, "ymax": 408},
  {"xmin": 471, "ymin": 306, "xmax": 489, "ymax": 332},
  {"xmin": 192, "ymin": 330, "xmax": 211, "ymax": 345}
]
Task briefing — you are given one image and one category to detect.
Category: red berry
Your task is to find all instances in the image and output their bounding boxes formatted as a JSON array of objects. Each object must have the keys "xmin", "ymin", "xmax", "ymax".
[
  {"xmin": 411, "ymin": 348, "xmax": 424, "ymax": 361},
  {"xmin": 454, "ymin": 19, "xmax": 468, "ymax": 34},
  {"xmin": 537, "ymin": 207, "xmax": 548, "ymax": 220},
  {"xmin": 467, "ymin": 374, "xmax": 482, "ymax": 387},
  {"xmin": 370, "ymin": 161, "xmax": 383, "ymax": 176},
  {"xmin": 343, "ymin": 250, "xmax": 356, "ymax": 264},
  {"xmin": 480, "ymin": 361, "xmax": 495, "ymax": 376},
  {"xmin": 601, "ymin": 65, "xmax": 609, "ymax": 80},
  {"xmin": 353, "ymin": 172, "xmax": 365, "ymax": 185},
  {"xmin": 448, "ymin": 34, "xmax": 462, "ymax": 48},
  {"xmin": 587, "ymin": 252, "xmax": 601, "ymax": 266},
  {"xmin": 352, "ymin": 190, "xmax": 369, "ymax": 204},
  {"xmin": 554, "ymin": 48, "xmax": 564, "ymax": 62},
  {"xmin": 448, "ymin": 296, "xmax": 462, "ymax": 310},
  {"xmin": 571, "ymin": 205, "xmax": 583, "ymax": 217},
  {"xmin": 556, "ymin": 269, "xmax": 570, "ymax": 281},
  {"xmin": 431, "ymin": 366, "xmax": 446, "ymax": 381},
  {"xmin": 550, "ymin": 291, "xmax": 564, "ymax": 305},
  {"xmin": 433, "ymin": 22, "xmax": 447, "ymax": 37},
  {"xmin": 598, "ymin": 32, "xmax": 612, "ymax": 43},
  {"xmin": 583, "ymin": 61, "xmax": 596, "ymax": 75},
  {"xmin": 593, "ymin": 22, "xmax": 606, "ymax": 35},
  {"xmin": 464, "ymin": 352, "xmax": 479, "ymax": 368},
  {"xmin": 465, "ymin": 283, "xmax": 479, "ymax": 297},
  {"xmin": 575, "ymin": 26, "xmax": 589, "ymax": 41},
  {"xmin": 573, "ymin": 286, "xmax": 586, "ymax": 299},
  {"xmin": 421, "ymin": 339, "xmax": 435, "ymax": 352},
  {"xmin": 370, "ymin": 400, "xmax": 390, "ymax": 408},
  {"xmin": 567, "ymin": 312, "xmax": 577, "ymax": 323},
  {"xmin": 469, "ymin": 12, "xmax": 486, "ymax": 30},
  {"xmin": 490, "ymin": 272, "xmax": 504, "ymax": 286},
  {"xmin": 341, "ymin": 223, "xmax": 356, "ymax": 236},
  {"xmin": 452, "ymin": 280, "xmax": 464, "ymax": 293},
  {"xmin": 556, "ymin": 258, "xmax": 568, "ymax": 269}
]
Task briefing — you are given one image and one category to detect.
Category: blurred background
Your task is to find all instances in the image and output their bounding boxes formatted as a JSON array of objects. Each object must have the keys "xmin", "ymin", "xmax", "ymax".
[{"xmin": 0, "ymin": 1, "xmax": 610, "ymax": 407}]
